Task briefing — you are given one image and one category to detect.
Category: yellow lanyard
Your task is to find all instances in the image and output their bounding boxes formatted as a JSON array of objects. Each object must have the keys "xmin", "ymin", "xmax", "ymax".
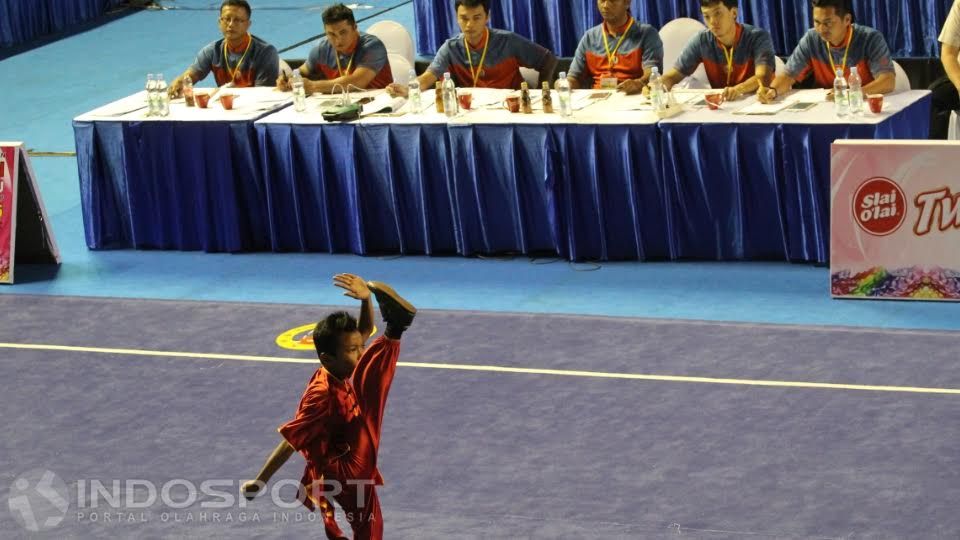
[
  {"xmin": 823, "ymin": 26, "xmax": 853, "ymax": 76},
  {"xmin": 335, "ymin": 50, "xmax": 356, "ymax": 78},
  {"xmin": 223, "ymin": 34, "xmax": 253, "ymax": 81},
  {"xmin": 718, "ymin": 24, "xmax": 741, "ymax": 86},
  {"xmin": 465, "ymin": 29, "xmax": 490, "ymax": 86},
  {"xmin": 602, "ymin": 17, "xmax": 635, "ymax": 68}
]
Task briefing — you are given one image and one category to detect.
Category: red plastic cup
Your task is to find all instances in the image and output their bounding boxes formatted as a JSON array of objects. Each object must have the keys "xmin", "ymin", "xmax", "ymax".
[
  {"xmin": 704, "ymin": 91, "xmax": 725, "ymax": 110},
  {"xmin": 195, "ymin": 92, "xmax": 211, "ymax": 109},
  {"xmin": 503, "ymin": 96, "xmax": 520, "ymax": 113},
  {"xmin": 868, "ymin": 94, "xmax": 884, "ymax": 114},
  {"xmin": 457, "ymin": 91, "xmax": 473, "ymax": 110},
  {"xmin": 219, "ymin": 93, "xmax": 236, "ymax": 110}
]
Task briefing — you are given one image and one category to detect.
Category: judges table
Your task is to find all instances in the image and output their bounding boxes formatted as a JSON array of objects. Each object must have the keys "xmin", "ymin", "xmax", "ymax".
[
  {"xmin": 660, "ymin": 89, "xmax": 930, "ymax": 263},
  {"xmin": 255, "ymin": 89, "xmax": 666, "ymax": 261},
  {"xmin": 73, "ymin": 87, "xmax": 292, "ymax": 251},
  {"xmin": 74, "ymin": 87, "xmax": 931, "ymax": 262},
  {"xmin": 253, "ymin": 88, "xmax": 930, "ymax": 262}
]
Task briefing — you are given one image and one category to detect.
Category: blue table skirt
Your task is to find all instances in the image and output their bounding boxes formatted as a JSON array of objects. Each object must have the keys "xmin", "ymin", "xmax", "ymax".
[
  {"xmin": 73, "ymin": 120, "xmax": 270, "ymax": 252},
  {"xmin": 255, "ymin": 123, "xmax": 669, "ymax": 261},
  {"xmin": 74, "ymin": 95, "xmax": 930, "ymax": 262},
  {"xmin": 659, "ymin": 95, "xmax": 931, "ymax": 263}
]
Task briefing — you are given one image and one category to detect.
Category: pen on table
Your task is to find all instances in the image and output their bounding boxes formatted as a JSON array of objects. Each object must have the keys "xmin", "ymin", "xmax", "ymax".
[{"xmin": 210, "ymin": 81, "xmax": 233, "ymax": 99}]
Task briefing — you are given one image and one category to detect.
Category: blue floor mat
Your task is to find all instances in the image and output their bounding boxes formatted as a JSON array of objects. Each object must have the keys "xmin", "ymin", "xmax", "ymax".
[{"xmin": 1, "ymin": 295, "xmax": 958, "ymax": 538}]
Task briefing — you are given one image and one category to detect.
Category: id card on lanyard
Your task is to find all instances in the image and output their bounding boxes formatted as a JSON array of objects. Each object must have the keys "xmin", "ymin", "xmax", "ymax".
[
  {"xmin": 600, "ymin": 76, "xmax": 619, "ymax": 89},
  {"xmin": 601, "ymin": 17, "xmax": 635, "ymax": 90}
]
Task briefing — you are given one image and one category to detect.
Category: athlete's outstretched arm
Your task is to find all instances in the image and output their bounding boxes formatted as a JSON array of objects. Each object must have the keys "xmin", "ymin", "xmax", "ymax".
[
  {"xmin": 241, "ymin": 439, "xmax": 295, "ymax": 499},
  {"xmin": 333, "ymin": 273, "xmax": 374, "ymax": 341}
]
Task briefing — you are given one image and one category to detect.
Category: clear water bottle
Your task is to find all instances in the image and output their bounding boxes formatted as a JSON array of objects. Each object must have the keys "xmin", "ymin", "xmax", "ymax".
[
  {"xmin": 291, "ymin": 70, "xmax": 306, "ymax": 112},
  {"xmin": 156, "ymin": 74, "xmax": 170, "ymax": 117},
  {"xmin": 833, "ymin": 68, "xmax": 850, "ymax": 118},
  {"xmin": 556, "ymin": 72, "xmax": 572, "ymax": 117},
  {"xmin": 847, "ymin": 66, "xmax": 863, "ymax": 118},
  {"xmin": 442, "ymin": 72, "xmax": 458, "ymax": 117},
  {"xmin": 145, "ymin": 74, "xmax": 158, "ymax": 116},
  {"xmin": 407, "ymin": 68, "xmax": 421, "ymax": 113},
  {"xmin": 648, "ymin": 67, "xmax": 666, "ymax": 113}
]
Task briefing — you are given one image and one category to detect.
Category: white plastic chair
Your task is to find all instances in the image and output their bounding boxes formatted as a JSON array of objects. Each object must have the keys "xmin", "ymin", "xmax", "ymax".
[
  {"xmin": 387, "ymin": 53, "xmax": 412, "ymax": 85},
  {"xmin": 520, "ymin": 67, "xmax": 540, "ymax": 88},
  {"xmin": 659, "ymin": 18, "xmax": 709, "ymax": 88},
  {"xmin": 367, "ymin": 20, "xmax": 415, "ymax": 66},
  {"xmin": 892, "ymin": 60, "xmax": 911, "ymax": 92},
  {"xmin": 774, "ymin": 55, "xmax": 787, "ymax": 77},
  {"xmin": 676, "ymin": 65, "xmax": 710, "ymax": 89}
]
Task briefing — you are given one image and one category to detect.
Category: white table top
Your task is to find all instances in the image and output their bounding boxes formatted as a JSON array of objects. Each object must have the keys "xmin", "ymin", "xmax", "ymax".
[
  {"xmin": 255, "ymin": 88, "xmax": 664, "ymax": 126},
  {"xmin": 256, "ymin": 87, "xmax": 930, "ymax": 127},
  {"xmin": 78, "ymin": 87, "xmax": 930, "ymax": 127},
  {"xmin": 74, "ymin": 87, "xmax": 292, "ymax": 123},
  {"xmin": 659, "ymin": 89, "xmax": 931, "ymax": 125}
]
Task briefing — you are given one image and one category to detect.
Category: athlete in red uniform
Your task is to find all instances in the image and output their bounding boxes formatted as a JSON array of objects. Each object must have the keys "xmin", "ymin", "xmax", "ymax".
[{"xmin": 241, "ymin": 274, "xmax": 416, "ymax": 540}]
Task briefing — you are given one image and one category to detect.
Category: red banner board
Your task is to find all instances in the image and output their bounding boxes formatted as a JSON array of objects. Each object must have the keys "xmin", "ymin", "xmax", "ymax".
[{"xmin": 0, "ymin": 142, "xmax": 60, "ymax": 284}]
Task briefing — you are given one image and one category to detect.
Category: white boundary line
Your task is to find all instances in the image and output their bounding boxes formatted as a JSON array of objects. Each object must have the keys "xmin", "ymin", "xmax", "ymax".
[{"xmin": 1, "ymin": 342, "xmax": 958, "ymax": 395}]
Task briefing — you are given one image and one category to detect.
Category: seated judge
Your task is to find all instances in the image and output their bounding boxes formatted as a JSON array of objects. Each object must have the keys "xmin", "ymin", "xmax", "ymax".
[
  {"xmin": 929, "ymin": 0, "xmax": 960, "ymax": 139},
  {"xmin": 649, "ymin": 0, "xmax": 776, "ymax": 101},
  {"xmin": 564, "ymin": 0, "xmax": 663, "ymax": 95},
  {"xmin": 169, "ymin": 0, "xmax": 279, "ymax": 97},
  {"xmin": 278, "ymin": 3, "xmax": 393, "ymax": 95},
  {"xmin": 758, "ymin": 0, "xmax": 895, "ymax": 103},
  {"xmin": 387, "ymin": 0, "xmax": 557, "ymax": 97}
]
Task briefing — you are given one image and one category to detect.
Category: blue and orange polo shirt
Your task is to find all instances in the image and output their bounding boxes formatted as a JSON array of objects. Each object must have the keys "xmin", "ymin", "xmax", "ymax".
[
  {"xmin": 190, "ymin": 34, "xmax": 279, "ymax": 87},
  {"xmin": 784, "ymin": 24, "xmax": 894, "ymax": 88},
  {"xmin": 304, "ymin": 33, "xmax": 393, "ymax": 90},
  {"xmin": 674, "ymin": 23, "xmax": 776, "ymax": 88},
  {"xmin": 568, "ymin": 17, "xmax": 663, "ymax": 88},
  {"xmin": 427, "ymin": 28, "xmax": 552, "ymax": 88}
]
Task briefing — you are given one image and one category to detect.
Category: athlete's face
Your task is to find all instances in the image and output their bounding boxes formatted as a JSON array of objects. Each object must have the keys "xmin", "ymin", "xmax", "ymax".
[
  {"xmin": 218, "ymin": 5, "xmax": 251, "ymax": 43},
  {"xmin": 325, "ymin": 20, "xmax": 360, "ymax": 55},
  {"xmin": 597, "ymin": 0, "xmax": 630, "ymax": 24},
  {"xmin": 456, "ymin": 5, "xmax": 489, "ymax": 44},
  {"xmin": 328, "ymin": 330, "xmax": 363, "ymax": 379},
  {"xmin": 812, "ymin": 6, "xmax": 852, "ymax": 45},
  {"xmin": 701, "ymin": 3, "xmax": 738, "ymax": 39}
]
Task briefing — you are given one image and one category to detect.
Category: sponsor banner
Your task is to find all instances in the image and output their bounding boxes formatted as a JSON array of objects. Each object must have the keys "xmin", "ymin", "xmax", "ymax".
[
  {"xmin": 0, "ymin": 144, "xmax": 17, "ymax": 283},
  {"xmin": 0, "ymin": 142, "xmax": 61, "ymax": 284},
  {"xmin": 831, "ymin": 141, "xmax": 960, "ymax": 301}
]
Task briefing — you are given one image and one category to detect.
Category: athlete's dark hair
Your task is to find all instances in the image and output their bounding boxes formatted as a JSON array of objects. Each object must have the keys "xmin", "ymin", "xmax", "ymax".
[
  {"xmin": 322, "ymin": 3, "xmax": 356, "ymax": 26},
  {"xmin": 220, "ymin": 0, "xmax": 251, "ymax": 18},
  {"xmin": 455, "ymin": 0, "xmax": 489, "ymax": 14},
  {"xmin": 313, "ymin": 311, "xmax": 359, "ymax": 359},
  {"xmin": 811, "ymin": 0, "xmax": 854, "ymax": 20},
  {"xmin": 700, "ymin": 0, "xmax": 738, "ymax": 8}
]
